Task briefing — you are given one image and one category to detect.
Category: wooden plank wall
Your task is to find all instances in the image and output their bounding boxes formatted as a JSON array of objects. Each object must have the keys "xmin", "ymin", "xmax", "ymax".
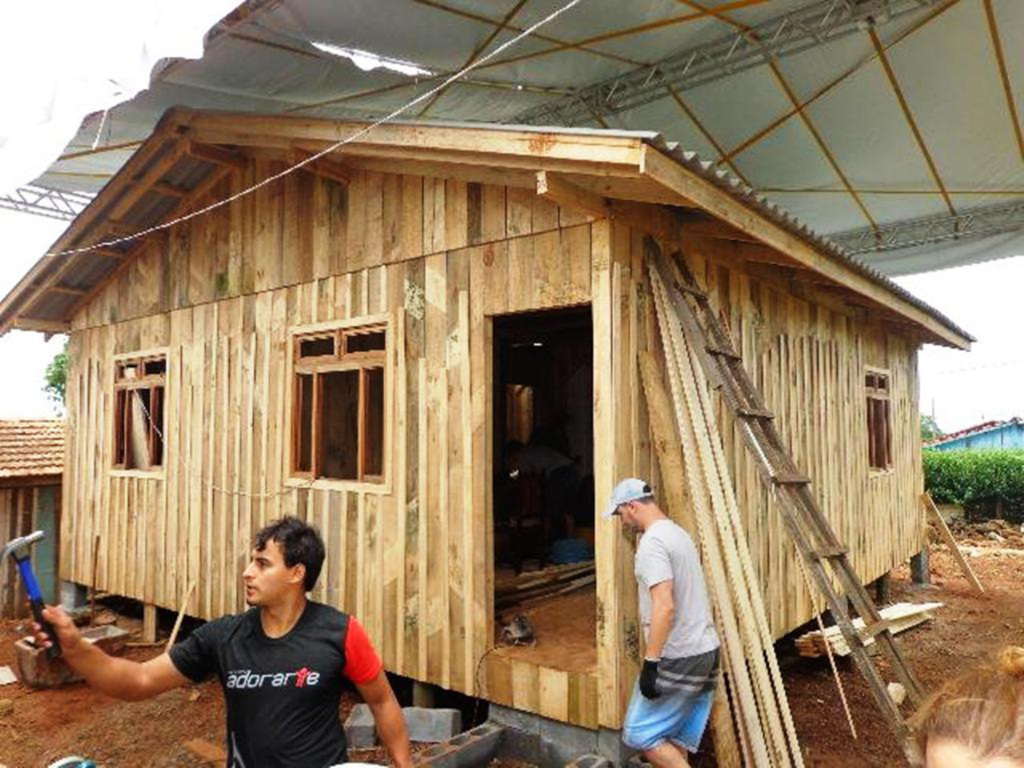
[
  {"xmin": 62, "ymin": 156, "xmax": 924, "ymax": 730},
  {"xmin": 64, "ymin": 164, "xmax": 621, "ymax": 727},
  {"xmin": 664, "ymin": 235, "xmax": 924, "ymax": 637},
  {"xmin": 0, "ymin": 483, "xmax": 61, "ymax": 618}
]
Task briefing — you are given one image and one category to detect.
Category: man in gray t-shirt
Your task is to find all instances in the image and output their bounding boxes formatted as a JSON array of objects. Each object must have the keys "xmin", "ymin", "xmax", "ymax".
[{"xmin": 605, "ymin": 478, "xmax": 720, "ymax": 766}]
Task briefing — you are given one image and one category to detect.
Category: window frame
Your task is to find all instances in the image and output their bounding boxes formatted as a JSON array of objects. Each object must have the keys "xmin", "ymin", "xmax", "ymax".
[
  {"xmin": 865, "ymin": 366, "xmax": 894, "ymax": 474},
  {"xmin": 111, "ymin": 348, "xmax": 169, "ymax": 477},
  {"xmin": 287, "ymin": 315, "xmax": 392, "ymax": 491}
]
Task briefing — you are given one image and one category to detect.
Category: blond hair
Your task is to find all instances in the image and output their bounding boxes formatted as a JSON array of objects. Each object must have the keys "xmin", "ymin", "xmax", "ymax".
[{"xmin": 913, "ymin": 646, "xmax": 1024, "ymax": 759}]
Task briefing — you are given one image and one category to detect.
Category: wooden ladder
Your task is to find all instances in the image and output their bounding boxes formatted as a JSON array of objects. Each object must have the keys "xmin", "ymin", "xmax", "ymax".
[{"xmin": 649, "ymin": 240, "xmax": 924, "ymax": 763}]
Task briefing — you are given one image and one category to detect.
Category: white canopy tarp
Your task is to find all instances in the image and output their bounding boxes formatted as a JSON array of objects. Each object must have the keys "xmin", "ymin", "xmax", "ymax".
[{"xmin": 3, "ymin": 0, "xmax": 1022, "ymax": 276}]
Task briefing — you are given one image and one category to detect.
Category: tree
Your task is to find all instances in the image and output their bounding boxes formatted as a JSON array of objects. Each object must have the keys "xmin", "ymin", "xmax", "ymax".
[
  {"xmin": 43, "ymin": 339, "xmax": 69, "ymax": 408},
  {"xmin": 921, "ymin": 414, "xmax": 943, "ymax": 442}
]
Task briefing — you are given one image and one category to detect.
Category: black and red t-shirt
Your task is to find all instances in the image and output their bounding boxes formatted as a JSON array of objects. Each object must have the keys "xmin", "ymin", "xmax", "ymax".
[{"xmin": 169, "ymin": 601, "xmax": 382, "ymax": 768}]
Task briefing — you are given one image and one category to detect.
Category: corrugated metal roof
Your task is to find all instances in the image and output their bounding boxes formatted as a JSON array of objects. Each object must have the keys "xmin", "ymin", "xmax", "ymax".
[
  {"xmin": 640, "ymin": 133, "xmax": 976, "ymax": 344},
  {"xmin": 0, "ymin": 110, "xmax": 973, "ymax": 348},
  {"xmin": 0, "ymin": 420, "xmax": 65, "ymax": 478}
]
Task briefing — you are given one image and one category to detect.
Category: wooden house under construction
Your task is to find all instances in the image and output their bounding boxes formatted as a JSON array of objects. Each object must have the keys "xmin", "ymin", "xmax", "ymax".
[{"xmin": 0, "ymin": 109, "xmax": 971, "ymax": 732}]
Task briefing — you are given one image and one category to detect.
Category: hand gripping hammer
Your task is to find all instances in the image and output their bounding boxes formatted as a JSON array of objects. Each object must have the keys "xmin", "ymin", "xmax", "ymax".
[{"xmin": 2, "ymin": 530, "xmax": 61, "ymax": 658}]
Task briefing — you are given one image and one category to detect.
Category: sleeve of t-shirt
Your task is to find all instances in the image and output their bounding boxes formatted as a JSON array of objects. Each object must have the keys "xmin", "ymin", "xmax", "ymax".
[
  {"xmin": 343, "ymin": 617, "xmax": 383, "ymax": 685},
  {"xmin": 168, "ymin": 617, "xmax": 227, "ymax": 683},
  {"xmin": 639, "ymin": 534, "xmax": 675, "ymax": 589}
]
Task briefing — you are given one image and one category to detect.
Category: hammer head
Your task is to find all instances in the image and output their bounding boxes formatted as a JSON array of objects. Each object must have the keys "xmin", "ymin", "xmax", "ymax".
[{"xmin": 2, "ymin": 530, "xmax": 45, "ymax": 561}]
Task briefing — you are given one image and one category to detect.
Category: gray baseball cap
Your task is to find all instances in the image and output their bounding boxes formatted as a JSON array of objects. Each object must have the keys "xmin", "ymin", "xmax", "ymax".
[{"xmin": 604, "ymin": 478, "xmax": 654, "ymax": 519}]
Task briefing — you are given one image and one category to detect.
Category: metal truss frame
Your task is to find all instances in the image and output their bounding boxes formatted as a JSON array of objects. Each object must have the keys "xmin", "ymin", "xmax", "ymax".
[
  {"xmin": 511, "ymin": 0, "xmax": 940, "ymax": 127},
  {"xmin": 833, "ymin": 199, "xmax": 1024, "ymax": 256},
  {"xmin": 0, "ymin": 185, "xmax": 93, "ymax": 222}
]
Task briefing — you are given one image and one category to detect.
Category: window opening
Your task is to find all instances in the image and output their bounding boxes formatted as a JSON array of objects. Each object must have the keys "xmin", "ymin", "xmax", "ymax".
[
  {"xmin": 114, "ymin": 353, "xmax": 166, "ymax": 470},
  {"xmin": 866, "ymin": 370, "xmax": 893, "ymax": 471},
  {"xmin": 292, "ymin": 324, "xmax": 387, "ymax": 483}
]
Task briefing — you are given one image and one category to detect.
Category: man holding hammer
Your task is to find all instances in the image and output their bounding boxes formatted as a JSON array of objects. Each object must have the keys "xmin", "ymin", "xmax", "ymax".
[
  {"xmin": 32, "ymin": 516, "xmax": 413, "ymax": 767},
  {"xmin": 605, "ymin": 478, "xmax": 720, "ymax": 767}
]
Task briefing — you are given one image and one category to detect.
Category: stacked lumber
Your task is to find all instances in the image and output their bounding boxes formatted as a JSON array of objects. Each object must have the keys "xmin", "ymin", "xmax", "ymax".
[
  {"xmin": 494, "ymin": 561, "xmax": 595, "ymax": 612},
  {"xmin": 795, "ymin": 602, "xmax": 943, "ymax": 658},
  {"xmin": 647, "ymin": 262, "xmax": 803, "ymax": 768}
]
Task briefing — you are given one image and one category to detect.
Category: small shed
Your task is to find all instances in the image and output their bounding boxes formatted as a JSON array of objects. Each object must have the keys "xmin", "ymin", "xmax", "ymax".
[
  {"xmin": 0, "ymin": 420, "xmax": 64, "ymax": 618},
  {"xmin": 0, "ymin": 109, "xmax": 971, "ymax": 732},
  {"xmin": 927, "ymin": 418, "xmax": 1024, "ymax": 451}
]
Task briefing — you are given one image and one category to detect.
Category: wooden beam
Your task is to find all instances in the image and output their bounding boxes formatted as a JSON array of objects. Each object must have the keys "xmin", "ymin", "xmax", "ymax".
[
  {"xmin": 63, "ymin": 165, "xmax": 234, "ymax": 322},
  {"xmin": 291, "ymin": 149, "xmax": 355, "ymax": 185},
  {"xmin": 153, "ymin": 181, "xmax": 188, "ymax": 198},
  {"xmin": 186, "ymin": 141, "xmax": 248, "ymax": 171},
  {"xmin": 680, "ymin": 215, "xmax": 761, "ymax": 243},
  {"xmin": 187, "ymin": 110, "xmax": 647, "ymax": 167},
  {"xmin": 43, "ymin": 285, "xmax": 87, "ymax": 297},
  {"xmin": 922, "ymin": 492, "xmax": 984, "ymax": 594},
  {"xmin": 640, "ymin": 145, "xmax": 971, "ymax": 350},
  {"xmin": 535, "ymin": 170, "xmax": 608, "ymax": 219},
  {"xmin": 13, "ymin": 317, "xmax": 70, "ymax": 334}
]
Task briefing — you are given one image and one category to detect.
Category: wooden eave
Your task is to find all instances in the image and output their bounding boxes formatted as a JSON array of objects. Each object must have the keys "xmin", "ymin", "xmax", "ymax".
[{"xmin": 0, "ymin": 107, "xmax": 971, "ymax": 350}]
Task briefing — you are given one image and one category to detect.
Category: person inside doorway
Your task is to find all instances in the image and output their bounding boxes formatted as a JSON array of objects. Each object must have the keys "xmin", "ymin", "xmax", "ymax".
[{"xmin": 506, "ymin": 439, "xmax": 580, "ymax": 540}]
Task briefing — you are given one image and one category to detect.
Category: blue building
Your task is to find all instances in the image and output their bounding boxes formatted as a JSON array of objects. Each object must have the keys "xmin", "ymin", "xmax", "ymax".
[{"xmin": 927, "ymin": 418, "xmax": 1024, "ymax": 451}]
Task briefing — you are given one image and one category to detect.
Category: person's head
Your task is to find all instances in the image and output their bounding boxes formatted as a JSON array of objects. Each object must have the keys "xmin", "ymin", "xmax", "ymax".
[
  {"xmin": 913, "ymin": 645, "xmax": 1024, "ymax": 768},
  {"xmin": 604, "ymin": 478, "xmax": 659, "ymax": 532},
  {"xmin": 242, "ymin": 516, "xmax": 325, "ymax": 607}
]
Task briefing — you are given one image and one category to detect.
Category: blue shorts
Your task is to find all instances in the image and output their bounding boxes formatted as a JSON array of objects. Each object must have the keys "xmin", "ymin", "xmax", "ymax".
[{"xmin": 622, "ymin": 648, "xmax": 719, "ymax": 753}]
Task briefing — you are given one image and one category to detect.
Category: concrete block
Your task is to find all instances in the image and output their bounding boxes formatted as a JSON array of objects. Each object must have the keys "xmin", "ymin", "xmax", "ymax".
[
  {"xmin": 60, "ymin": 581, "xmax": 88, "ymax": 611},
  {"xmin": 344, "ymin": 703, "xmax": 377, "ymax": 749},
  {"xmin": 412, "ymin": 723, "xmax": 504, "ymax": 768},
  {"xmin": 403, "ymin": 706, "xmax": 461, "ymax": 743},
  {"xmin": 539, "ymin": 715, "xmax": 599, "ymax": 766},
  {"xmin": 15, "ymin": 625, "xmax": 129, "ymax": 689},
  {"xmin": 491, "ymin": 720, "xmax": 541, "ymax": 764},
  {"xmin": 598, "ymin": 727, "xmax": 632, "ymax": 764},
  {"xmin": 488, "ymin": 702, "xmax": 541, "ymax": 734},
  {"xmin": 565, "ymin": 756, "xmax": 614, "ymax": 768}
]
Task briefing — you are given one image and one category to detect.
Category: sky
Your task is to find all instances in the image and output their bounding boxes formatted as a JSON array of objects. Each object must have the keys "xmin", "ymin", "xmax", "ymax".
[
  {"xmin": 0, "ymin": 210, "xmax": 69, "ymax": 418},
  {"xmin": 0, "ymin": 208, "xmax": 1020, "ymax": 432},
  {"xmin": 895, "ymin": 256, "xmax": 1024, "ymax": 434}
]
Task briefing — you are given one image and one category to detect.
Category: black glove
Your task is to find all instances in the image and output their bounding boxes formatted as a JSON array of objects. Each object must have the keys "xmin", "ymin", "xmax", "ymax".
[{"xmin": 640, "ymin": 658, "xmax": 661, "ymax": 699}]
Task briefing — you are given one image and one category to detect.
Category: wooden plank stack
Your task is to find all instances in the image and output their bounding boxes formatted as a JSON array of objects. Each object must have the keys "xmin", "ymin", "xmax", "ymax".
[
  {"xmin": 648, "ymin": 265, "xmax": 803, "ymax": 767},
  {"xmin": 794, "ymin": 602, "xmax": 943, "ymax": 658},
  {"xmin": 494, "ymin": 561, "xmax": 596, "ymax": 612}
]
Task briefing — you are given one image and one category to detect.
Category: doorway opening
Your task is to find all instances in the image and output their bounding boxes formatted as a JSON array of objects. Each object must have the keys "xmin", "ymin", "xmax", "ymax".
[{"xmin": 492, "ymin": 306, "xmax": 596, "ymax": 673}]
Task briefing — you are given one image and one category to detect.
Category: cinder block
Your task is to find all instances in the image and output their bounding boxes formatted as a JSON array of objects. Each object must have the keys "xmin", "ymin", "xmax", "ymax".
[
  {"xmin": 412, "ymin": 723, "xmax": 504, "ymax": 768},
  {"xmin": 598, "ymin": 727, "xmax": 632, "ymax": 764},
  {"xmin": 15, "ymin": 625, "xmax": 129, "ymax": 689},
  {"xmin": 403, "ymin": 706, "xmax": 462, "ymax": 742},
  {"xmin": 539, "ymin": 716, "xmax": 599, "ymax": 765},
  {"xmin": 565, "ymin": 756, "xmax": 614, "ymax": 768},
  {"xmin": 344, "ymin": 703, "xmax": 377, "ymax": 749}
]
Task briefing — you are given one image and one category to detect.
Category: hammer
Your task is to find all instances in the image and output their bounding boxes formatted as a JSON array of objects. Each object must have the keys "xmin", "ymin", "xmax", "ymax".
[{"xmin": 2, "ymin": 531, "xmax": 61, "ymax": 658}]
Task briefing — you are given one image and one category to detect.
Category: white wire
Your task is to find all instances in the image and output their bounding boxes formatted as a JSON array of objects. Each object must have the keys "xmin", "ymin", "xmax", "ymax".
[{"xmin": 48, "ymin": 0, "xmax": 586, "ymax": 259}]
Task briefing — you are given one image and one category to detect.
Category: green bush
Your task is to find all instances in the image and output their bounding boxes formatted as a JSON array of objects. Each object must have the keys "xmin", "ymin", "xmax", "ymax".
[{"xmin": 924, "ymin": 449, "xmax": 1024, "ymax": 522}]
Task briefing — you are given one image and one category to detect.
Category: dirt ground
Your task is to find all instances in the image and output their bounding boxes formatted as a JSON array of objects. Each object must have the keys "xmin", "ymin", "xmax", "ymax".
[
  {"xmin": 0, "ymin": 523, "xmax": 1020, "ymax": 767},
  {"xmin": 785, "ymin": 521, "xmax": 1024, "ymax": 767}
]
